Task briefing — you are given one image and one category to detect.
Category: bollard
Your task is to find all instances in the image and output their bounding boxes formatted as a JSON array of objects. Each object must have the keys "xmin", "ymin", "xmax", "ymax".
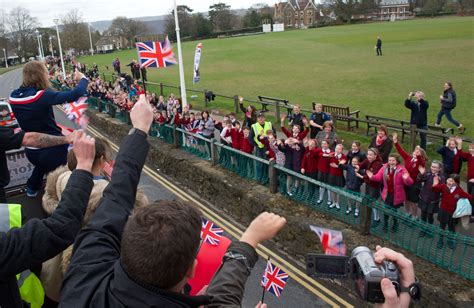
[
  {"xmin": 268, "ymin": 160, "xmax": 278, "ymax": 194},
  {"xmin": 210, "ymin": 139, "xmax": 219, "ymax": 166},
  {"xmin": 173, "ymin": 126, "xmax": 180, "ymax": 148},
  {"xmin": 234, "ymin": 95, "xmax": 239, "ymax": 114}
]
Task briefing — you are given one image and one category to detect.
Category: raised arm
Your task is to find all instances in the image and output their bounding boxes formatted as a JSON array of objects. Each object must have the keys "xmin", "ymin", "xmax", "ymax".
[
  {"xmin": 44, "ymin": 71, "xmax": 89, "ymax": 106},
  {"xmin": 0, "ymin": 132, "xmax": 95, "ymax": 277}
]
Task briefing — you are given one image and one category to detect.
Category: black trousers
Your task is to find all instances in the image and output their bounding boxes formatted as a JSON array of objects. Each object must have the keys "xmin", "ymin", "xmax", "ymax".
[
  {"xmin": 376, "ymin": 47, "xmax": 382, "ymax": 55},
  {"xmin": 0, "ymin": 187, "xmax": 6, "ymax": 203}
]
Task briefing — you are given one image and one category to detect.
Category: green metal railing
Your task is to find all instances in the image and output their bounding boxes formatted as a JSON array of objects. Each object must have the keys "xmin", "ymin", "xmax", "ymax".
[{"xmin": 50, "ymin": 80, "xmax": 474, "ymax": 281}]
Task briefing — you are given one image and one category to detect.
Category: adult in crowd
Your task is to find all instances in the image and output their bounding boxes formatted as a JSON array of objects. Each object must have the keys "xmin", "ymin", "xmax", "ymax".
[
  {"xmin": 405, "ymin": 91, "xmax": 429, "ymax": 149},
  {"xmin": 369, "ymin": 124, "xmax": 393, "ymax": 163},
  {"xmin": 309, "ymin": 103, "xmax": 332, "ymax": 139},
  {"xmin": 288, "ymin": 104, "xmax": 305, "ymax": 131},
  {"xmin": 392, "ymin": 133, "xmax": 426, "ymax": 219},
  {"xmin": 198, "ymin": 110, "xmax": 215, "ymax": 139},
  {"xmin": 0, "ymin": 132, "xmax": 96, "ymax": 308},
  {"xmin": 375, "ymin": 36, "xmax": 382, "ymax": 56},
  {"xmin": 0, "ymin": 128, "xmax": 77, "ymax": 203},
  {"xmin": 9, "ymin": 62, "xmax": 89, "ymax": 197},
  {"xmin": 315, "ymin": 121, "xmax": 338, "ymax": 150},
  {"xmin": 60, "ymin": 95, "xmax": 287, "ymax": 306},
  {"xmin": 435, "ymin": 82, "xmax": 465, "ymax": 133},
  {"xmin": 239, "ymin": 96, "xmax": 257, "ymax": 128},
  {"xmin": 367, "ymin": 154, "xmax": 413, "ymax": 233},
  {"xmin": 113, "ymin": 58, "xmax": 121, "ymax": 74},
  {"xmin": 417, "ymin": 161, "xmax": 444, "ymax": 235},
  {"xmin": 141, "ymin": 66, "xmax": 147, "ymax": 82},
  {"xmin": 249, "ymin": 112, "xmax": 275, "ymax": 183}
]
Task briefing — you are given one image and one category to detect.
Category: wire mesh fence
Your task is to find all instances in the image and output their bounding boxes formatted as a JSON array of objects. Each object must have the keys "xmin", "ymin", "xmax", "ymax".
[{"xmin": 50, "ymin": 80, "xmax": 474, "ymax": 281}]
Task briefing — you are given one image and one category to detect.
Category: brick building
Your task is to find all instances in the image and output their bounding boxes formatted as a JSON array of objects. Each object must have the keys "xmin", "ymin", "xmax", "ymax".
[{"xmin": 274, "ymin": 0, "xmax": 325, "ymax": 29}]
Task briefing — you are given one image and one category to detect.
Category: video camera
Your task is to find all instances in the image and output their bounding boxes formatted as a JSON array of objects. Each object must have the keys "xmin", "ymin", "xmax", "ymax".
[{"xmin": 306, "ymin": 246, "xmax": 400, "ymax": 303}]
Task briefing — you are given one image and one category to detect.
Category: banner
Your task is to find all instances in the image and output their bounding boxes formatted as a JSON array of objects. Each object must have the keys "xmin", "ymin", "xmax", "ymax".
[
  {"xmin": 193, "ymin": 43, "xmax": 202, "ymax": 84},
  {"xmin": 6, "ymin": 148, "xmax": 34, "ymax": 189}
]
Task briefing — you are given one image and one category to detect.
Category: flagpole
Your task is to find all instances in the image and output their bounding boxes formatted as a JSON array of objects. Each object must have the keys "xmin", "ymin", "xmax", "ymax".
[
  {"xmin": 173, "ymin": 0, "xmax": 188, "ymax": 108},
  {"xmin": 261, "ymin": 256, "xmax": 270, "ymax": 304}
]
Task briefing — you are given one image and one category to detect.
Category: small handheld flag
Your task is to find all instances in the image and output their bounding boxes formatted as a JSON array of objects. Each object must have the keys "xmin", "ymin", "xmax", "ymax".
[
  {"xmin": 136, "ymin": 37, "xmax": 177, "ymax": 69},
  {"xmin": 310, "ymin": 225, "xmax": 347, "ymax": 256},
  {"xmin": 261, "ymin": 259, "xmax": 288, "ymax": 299},
  {"xmin": 201, "ymin": 219, "xmax": 223, "ymax": 246},
  {"xmin": 65, "ymin": 96, "xmax": 88, "ymax": 128}
]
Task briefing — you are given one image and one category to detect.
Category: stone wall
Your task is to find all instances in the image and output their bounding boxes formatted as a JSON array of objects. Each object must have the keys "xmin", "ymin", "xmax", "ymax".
[{"xmin": 88, "ymin": 109, "xmax": 474, "ymax": 306}]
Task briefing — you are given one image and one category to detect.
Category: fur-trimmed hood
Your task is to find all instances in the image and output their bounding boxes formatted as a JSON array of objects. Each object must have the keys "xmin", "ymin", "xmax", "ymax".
[{"xmin": 40, "ymin": 165, "xmax": 149, "ymax": 301}]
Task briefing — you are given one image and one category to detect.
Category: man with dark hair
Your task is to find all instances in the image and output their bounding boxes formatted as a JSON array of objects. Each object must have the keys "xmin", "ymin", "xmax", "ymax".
[{"xmin": 61, "ymin": 94, "xmax": 287, "ymax": 306}]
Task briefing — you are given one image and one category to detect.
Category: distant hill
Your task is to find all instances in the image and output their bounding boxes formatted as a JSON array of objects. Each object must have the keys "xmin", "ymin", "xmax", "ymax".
[{"xmin": 90, "ymin": 15, "xmax": 168, "ymax": 34}]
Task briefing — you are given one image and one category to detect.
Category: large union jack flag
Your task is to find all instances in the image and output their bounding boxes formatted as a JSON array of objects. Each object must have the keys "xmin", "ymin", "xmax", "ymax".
[
  {"xmin": 310, "ymin": 225, "xmax": 347, "ymax": 256},
  {"xmin": 136, "ymin": 37, "xmax": 177, "ymax": 68},
  {"xmin": 261, "ymin": 260, "xmax": 289, "ymax": 298},
  {"xmin": 201, "ymin": 219, "xmax": 223, "ymax": 246}
]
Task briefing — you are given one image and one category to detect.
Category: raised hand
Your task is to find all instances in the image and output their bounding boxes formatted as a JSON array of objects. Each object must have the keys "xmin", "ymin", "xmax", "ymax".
[
  {"xmin": 131, "ymin": 94, "xmax": 153, "ymax": 134},
  {"xmin": 240, "ymin": 212, "xmax": 287, "ymax": 249},
  {"xmin": 402, "ymin": 172, "xmax": 410, "ymax": 181},
  {"xmin": 73, "ymin": 69, "xmax": 85, "ymax": 82},
  {"xmin": 72, "ymin": 131, "xmax": 95, "ymax": 172},
  {"xmin": 392, "ymin": 132, "xmax": 398, "ymax": 144}
]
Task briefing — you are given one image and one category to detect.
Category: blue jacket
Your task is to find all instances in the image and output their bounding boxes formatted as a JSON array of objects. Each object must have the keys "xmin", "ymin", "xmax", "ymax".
[
  {"xmin": 8, "ymin": 78, "xmax": 88, "ymax": 136},
  {"xmin": 339, "ymin": 164, "xmax": 364, "ymax": 192}
]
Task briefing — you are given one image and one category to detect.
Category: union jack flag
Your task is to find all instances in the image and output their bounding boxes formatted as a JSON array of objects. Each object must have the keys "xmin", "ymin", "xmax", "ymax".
[
  {"xmin": 201, "ymin": 219, "xmax": 223, "ymax": 246},
  {"xmin": 136, "ymin": 37, "xmax": 177, "ymax": 68},
  {"xmin": 310, "ymin": 225, "xmax": 347, "ymax": 256},
  {"xmin": 261, "ymin": 260, "xmax": 288, "ymax": 298},
  {"xmin": 65, "ymin": 96, "xmax": 88, "ymax": 127}
]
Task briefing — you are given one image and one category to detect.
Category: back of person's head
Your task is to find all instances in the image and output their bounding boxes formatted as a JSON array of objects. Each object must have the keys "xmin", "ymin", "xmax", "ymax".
[
  {"xmin": 121, "ymin": 200, "xmax": 202, "ymax": 290},
  {"xmin": 67, "ymin": 136, "xmax": 113, "ymax": 171},
  {"xmin": 22, "ymin": 61, "xmax": 50, "ymax": 89}
]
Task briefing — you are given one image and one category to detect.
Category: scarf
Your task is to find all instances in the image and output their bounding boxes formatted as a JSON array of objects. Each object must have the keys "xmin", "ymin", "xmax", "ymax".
[{"xmin": 376, "ymin": 135, "xmax": 387, "ymax": 146}]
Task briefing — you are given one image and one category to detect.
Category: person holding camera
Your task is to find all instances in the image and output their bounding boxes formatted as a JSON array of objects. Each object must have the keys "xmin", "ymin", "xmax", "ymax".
[
  {"xmin": 435, "ymin": 82, "xmax": 465, "ymax": 133},
  {"xmin": 405, "ymin": 91, "xmax": 429, "ymax": 150}
]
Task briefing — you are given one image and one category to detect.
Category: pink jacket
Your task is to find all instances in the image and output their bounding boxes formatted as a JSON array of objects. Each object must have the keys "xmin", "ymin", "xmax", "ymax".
[{"xmin": 371, "ymin": 164, "xmax": 414, "ymax": 206}]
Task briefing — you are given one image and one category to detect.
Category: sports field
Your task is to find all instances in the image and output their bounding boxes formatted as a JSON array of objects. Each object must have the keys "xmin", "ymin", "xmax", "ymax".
[{"xmin": 80, "ymin": 16, "xmax": 474, "ymax": 137}]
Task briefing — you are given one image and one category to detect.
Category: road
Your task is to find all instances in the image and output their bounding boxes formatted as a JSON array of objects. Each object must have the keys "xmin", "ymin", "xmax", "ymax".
[{"xmin": 1, "ymin": 68, "xmax": 356, "ymax": 307}]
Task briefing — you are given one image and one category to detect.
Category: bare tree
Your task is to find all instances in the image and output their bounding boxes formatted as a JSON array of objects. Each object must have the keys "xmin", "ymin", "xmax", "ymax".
[
  {"xmin": 61, "ymin": 9, "xmax": 89, "ymax": 53},
  {"xmin": 209, "ymin": 2, "xmax": 236, "ymax": 32},
  {"xmin": 108, "ymin": 17, "xmax": 148, "ymax": 48},
  {"xmin": 8, "ymin": 6, "xmax": 38, "ymax": 58}
]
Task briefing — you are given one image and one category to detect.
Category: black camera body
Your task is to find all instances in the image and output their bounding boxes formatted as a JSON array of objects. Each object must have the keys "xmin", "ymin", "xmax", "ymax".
[{"xmin": 306, "ymin": 246, "xmax": 400, "ymax": 303}]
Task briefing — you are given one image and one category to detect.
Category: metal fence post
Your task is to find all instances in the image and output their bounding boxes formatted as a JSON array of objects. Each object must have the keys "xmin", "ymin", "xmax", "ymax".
[
  {"xmin": 210, "ymin": 139, "xmax": 219, "ymax": 166},
  {"xmin": 410, "ymin": 124, "xmax": 417, "ymax": 151},
  {"xmin": 173, "ymin": 126, "xmax": 180, "ymax": 148},
  {"xmin": 160, "ymin": 83, "xmax": 164, "ymax": 96},
  {"xmin": 268, "ymin": 160, "xmax": 278, "ymax": 194},
  {"xmin": 359, "ymin": 196, "xmax": 372, "ymax": 235}
]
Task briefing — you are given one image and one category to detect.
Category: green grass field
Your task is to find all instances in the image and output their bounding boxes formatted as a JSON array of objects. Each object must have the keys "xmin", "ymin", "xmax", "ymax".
[{"xmin": 79, "ymin": 16, "xmax": 474, "ymax": 137}]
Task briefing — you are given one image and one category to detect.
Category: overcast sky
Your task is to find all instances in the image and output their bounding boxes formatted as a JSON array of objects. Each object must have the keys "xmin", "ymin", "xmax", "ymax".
[{"xmin": 0, "ymin": 0, "xmax": 278, "ymax": 27}]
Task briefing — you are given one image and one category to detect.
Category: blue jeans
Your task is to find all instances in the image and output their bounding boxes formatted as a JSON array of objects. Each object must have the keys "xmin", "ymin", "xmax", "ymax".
[
  {"xmin": 436, "ymin": 108, "xmax": 460, "ymax": 127},
  {"xmin": 25, "ymin": 145, "xmax": 68, "ymax": 191}
]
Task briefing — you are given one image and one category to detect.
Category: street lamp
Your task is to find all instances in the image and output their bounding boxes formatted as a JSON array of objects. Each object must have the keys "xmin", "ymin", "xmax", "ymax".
[
  {"xmin": 53, "ymin": 19, "xmax": 66, "ymax": 79},
  {"xmin": 2, "ymin": 48, "xmax": 7, "ymax": 68},
  {"xmin": 88, "ymin": 23, "xmax": 94, "ymax": 56},
  {"xmin": 49, "ymin": 36, "xmax": 54, "ymax": 57},
  {"xmin": 35, "ymin": 29, "xmax": 42, "ymax": 60},
  {"xmin": 39, "ymin": 34, "xmax": 45, "ymax": 59}
]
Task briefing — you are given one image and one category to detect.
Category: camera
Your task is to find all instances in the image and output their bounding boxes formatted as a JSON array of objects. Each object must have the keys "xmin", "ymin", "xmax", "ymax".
[{"xmin": 306, "ymin": 246, "xmax": 400, "ymax": 303}]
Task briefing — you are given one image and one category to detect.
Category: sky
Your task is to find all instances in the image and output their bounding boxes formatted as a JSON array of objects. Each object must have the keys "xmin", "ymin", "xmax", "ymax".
[{"xmin": 0, "ymin": 0, "xmax": 279, "ymax": 27}]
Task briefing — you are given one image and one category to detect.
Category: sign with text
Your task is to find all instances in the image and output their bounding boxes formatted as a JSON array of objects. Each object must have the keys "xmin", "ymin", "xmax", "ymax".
[{"xmin": 5, "ymin": 148, "xmax": 34, "ymax": 188}]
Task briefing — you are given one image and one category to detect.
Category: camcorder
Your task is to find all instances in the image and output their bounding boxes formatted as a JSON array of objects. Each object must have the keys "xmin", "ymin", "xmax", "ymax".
[{"xmin": 306, "ymin": 246, "xmax": 400, "ymax": 303}]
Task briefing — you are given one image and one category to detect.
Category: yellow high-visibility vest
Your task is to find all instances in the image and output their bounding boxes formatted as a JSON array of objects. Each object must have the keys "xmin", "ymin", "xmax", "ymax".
[
  {"xmin": 252, "ymin": 121, "xmax": 273, "ymax": 149},
  {"xmin": 0, "ymin": 203, "xmax": 45, "ymax": 308}
]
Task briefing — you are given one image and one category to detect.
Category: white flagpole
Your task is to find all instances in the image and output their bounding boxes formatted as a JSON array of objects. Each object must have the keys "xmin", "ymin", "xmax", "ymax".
[{"xmin": 174, "ymin": 0, "xmax": 188, "ymax": 108}]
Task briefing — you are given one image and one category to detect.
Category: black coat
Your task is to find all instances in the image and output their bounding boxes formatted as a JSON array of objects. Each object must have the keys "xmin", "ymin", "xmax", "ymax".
[
  {"xmin": 60, "ymin": 133, "xmax": 258, "ymax": 307},
  {"xmin": 440, "ymin": 88, "xmax": 456, "ymax": 109},
  {"xmin": 405, "ymin": 98, "xmax": 429, "ymax": 127},
  {"xmin": 0, "ymin": 170, "xmax": 93, "ymax": 308}
]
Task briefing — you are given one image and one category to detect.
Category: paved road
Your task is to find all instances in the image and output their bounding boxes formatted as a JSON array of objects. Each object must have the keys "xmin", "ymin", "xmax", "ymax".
[{"xmin": 1, "ymin": 68, "xmax": 354, "ymax": 307}]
